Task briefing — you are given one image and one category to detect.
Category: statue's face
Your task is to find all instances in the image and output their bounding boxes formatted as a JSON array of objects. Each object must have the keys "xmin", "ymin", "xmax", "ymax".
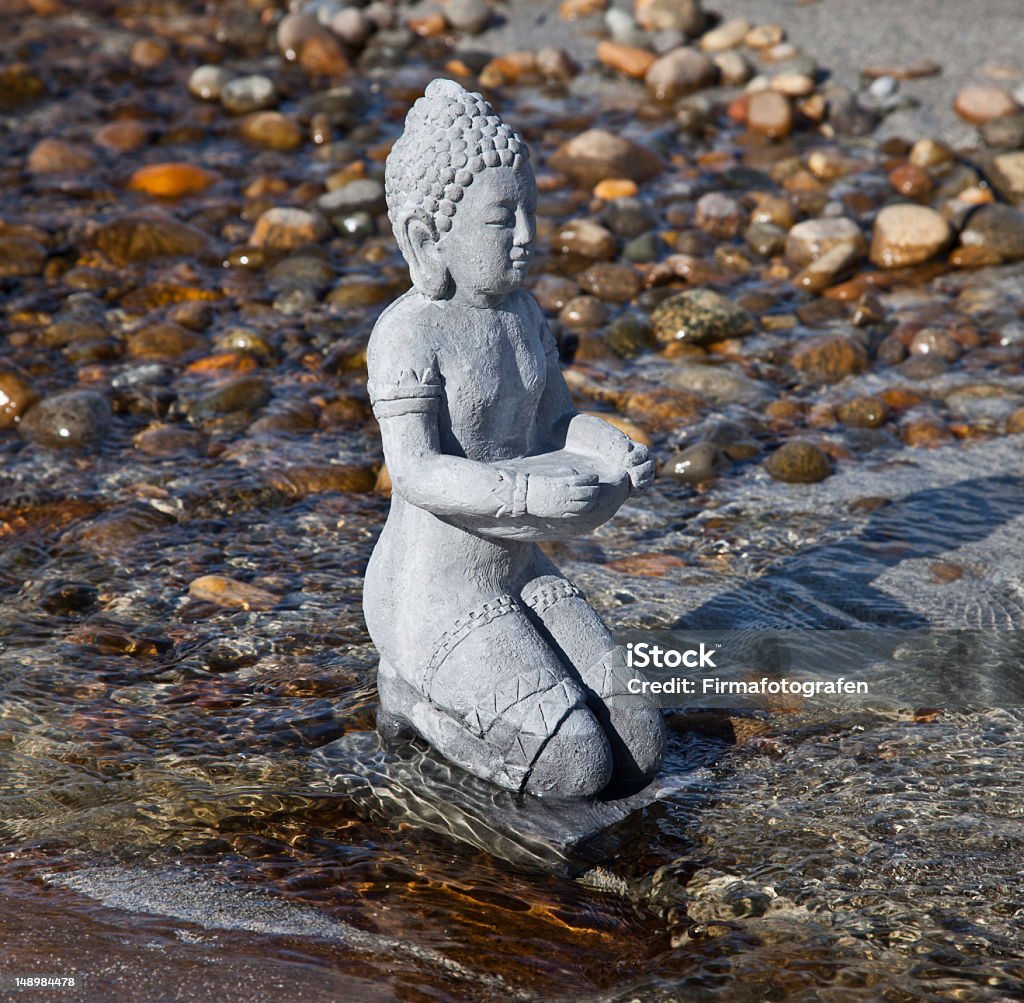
[{"xmin": 436, "ymin": 163, "xmax": 537, "ymax": 302}]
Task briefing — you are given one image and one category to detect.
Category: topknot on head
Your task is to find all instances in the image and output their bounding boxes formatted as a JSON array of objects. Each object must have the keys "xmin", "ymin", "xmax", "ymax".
[{"xmin": 385, "ymin": 77, "xmax": 530, "ymax": 251}]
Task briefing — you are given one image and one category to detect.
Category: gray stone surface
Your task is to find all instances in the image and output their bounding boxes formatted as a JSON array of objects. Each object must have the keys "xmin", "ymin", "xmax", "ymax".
[{"xmin": 361, "ymin": 79, "xmax": 665, "ymax": 799}]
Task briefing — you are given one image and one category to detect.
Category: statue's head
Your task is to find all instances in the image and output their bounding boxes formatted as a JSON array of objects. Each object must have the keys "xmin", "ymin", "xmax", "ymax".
[{"xmin": 385, "ymin": 79, "xmax": 537, "ymax": 303}]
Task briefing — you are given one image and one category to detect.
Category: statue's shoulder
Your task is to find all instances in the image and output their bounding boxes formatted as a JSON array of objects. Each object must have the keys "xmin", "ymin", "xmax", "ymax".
[{"xmin": 368, "ymin": 290, "xmax": 442, "ymax": 378}]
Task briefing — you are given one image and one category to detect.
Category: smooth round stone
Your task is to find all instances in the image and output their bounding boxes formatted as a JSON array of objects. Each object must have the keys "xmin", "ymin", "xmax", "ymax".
[
  {"xmin": 240, "ymin": 112, "xmax": 302, "ymax": 151},
  {"xmin": 20, "ymin": 390, "xmax": 112, "ymax": 449},
  {"xmin": 188, "ymin": 65, "xmax": 230, "ymax": 102},
  {"xmin": 745, "ymin": 221, "xmax": 786, "ymax": 257},
  {"xmin": 747, "ymin": 90, "xmax": 793, "ymax": 138},
  {"xmin": 268, "ymin": 254, "xmax": 335, "ymax": 293},
  {"xmin": 191, "ymin": 376, "xmax": 271, "ymax": 418},
  {"xmin": 771, "ymin": 72, "xmax": 814, "ymax": 97},
  {"xmin": 94, "ymin": 119, "xmax": 148, "ymax": 152},
  {"xmin": 559, "ymin": 295, "xmax": 607, "ymax": 331},
  {"xmin": 989, "ymin": 151, "xmax": 1024, "ymax": 203},
  {"xmin": 318, "ymin": 178, "xmax": 385, "ymax": 217},
  {"xmin": 665, "ymin": 442, "xmax": 725, "ymax": 483},
  {"xmin": 979, "ymin": 113, "xmax": 1024, "ymax": 149},
  {"xmin": 532, "ymin": 274, "xmax": 578, "ymax": 313},
  {"xmin": 785, "ymin": 217, "xmax": 866, "ymax": 267},
  {"xmin": 221, "ymin": 75, "xmax": 277, "ymax": 115},
  {"xmin": 909, "ymin": 137, "xmax": 953, "ymax": 168},
  {"xmin": 597, "ymin": 40, "xmax": 657, "ymax": 78},
  {"xmin": 666, "ymin": 364, "xmax": 765, "ymax": 405},
  {"xmin": 27, "ymin": 138, "xmax": 95, "ymax": 174},
  {"xmin": 694, "ymin": 192, "xmax": 744, "ymax": 239},
  {"xmin": 902, "ymin": 417, "xmax": 952, "ymax": 448},
  {"xmin": 602, "ymin": 197, "xmax": 656, "ymax": 239},
  {"xmin": 888, "ymin": 163, "xmax": 933, "ymax": 198},
  {"xmin": 277, "ymin": 12, "xmax": 323, "ymax": 59},
  {"xmin": 128, "ymin": 163, "xmax": 218, "ymax": 198},
  {"xmin": 93, "ymin": 214, "xmax": 208, "ymax": 266},
  {"xmin": 713, "ymin": 50, "xmax": 751, "ymax": 86},
  {"xmin": 554, "ymin": 219, "xmax": 617, "ymax": 259},
  {"xmin": 251, "ymin": 207, "xmax": 330, "ymax": 250},
  {"xmin": 644, "ymin": 47, "xmax": 717, "ymax": 102},
  {"xmin": 0, "ymin": 234, "xmax": 46, "ymax": 277},
  {"xmin": 910, "ymin": 327, "xmax": 962, "ymax": 362},
  {"xmin": 603, "ymin": 313, "xmax": 654, "ymax": 357},
  {"xmin": 127, "ymin": 322, "xmax": 206, "ymax": 359},
  {"xmin": 869, "ymin": 204, "xmax": 951, "ymax": 268},
  {"xmin": 651, "ymin": 289, "xmax": 755, "ymax": 345},
  {"xmin": 699, "ymin": 17, "xmax": 749, "ymax": 53},
  {"xmin": 334, "ymin": 211, "xmax": 375, "ymax": 239},
  {"xmin": 446, "ymin": 0, "xmax": 491, "ymax": 33},
  {"xmin": 792, "ymin": 335, "xmax": 869, "ymax": 384},
  {"xmin": 548, "ymin": 129, "xmax": 664, "ymax": 187},
  {"xmin": 575, "ymin": 262, "xmax": 641, "ymax": 303},
  {"xmin": 329, "ymin": 8, "xmax": 373, "ymax": 46},
  {"xmin": 0, "ymin": 371, "xmax": 39, "ymax": 428},
  {"xmin": 637, "ymin": 0, "xmax": 705, "ymax": 36},
  {"xmin": 836, "ymin": 396, "xmax": 889, "ymax": 428},
  {"xmin": 535, "ymin": 46, "xmax": 578, "ymax": 82},
  {"xmin": 134, "ymin": 424, "xmax": 204, "ymax": 457},
  {"xmin": 959, "ymin": 204, "xmax": 1024, "ymax": 262},
  {"xmin": 764, "ymin": 440, "xmax": 832, "ymax": 483},
  {"xmin": 623, "ymin": 231, "xmax": 663, "ymax": 262},
  {"xmin": 1006, "ymin": 407, "xmax": 1024, "ymax": 435},
  {"xmin": 953, "ymin": 85, "xmax": 1017, "ymax": 125}
]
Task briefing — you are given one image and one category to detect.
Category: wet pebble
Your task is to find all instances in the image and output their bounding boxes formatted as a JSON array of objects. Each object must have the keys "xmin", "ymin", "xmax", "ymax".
[
  {"xmin": 20, "ymin": 390, "xmax": 112, "ymax": 449},
  {"xmin": 188, "ymin": 65, "xmax": 230, "ymax": 102},
  {"xmin": 764, "ymin": 440, "xmax": 832, "ymax": 483},
  {"xmin": 133, "ymin": 423, "xmax": 204, "ymax": 457},
  {"xmin": 190, "ymin": 376, "xmax": 271, "ymax": 419},
  {"xmin": 27, "ymin": 138, "xmax": 95, "ymax": 174},
  {"xmin": 744, "ymin": 221, "xmax": 786, "ymax": 257},
  {"xmin": 694, "ymin": 192, "xmax": 744, "ymax": 239},
  {"xmin": 318, "ymin": 178, "xmax": 386, "ymax": 218},
  {"xmin": 548, "ymin": 129, "xmax": 664, "ymax": 187},
  {"xmin": 129, "ymin": 163, "xmax": 218, "ymax": 198},
  {"xmin": 645, "ymin": 47, "xmax": 717, "ymax": 102},
  {"xmin": 651, "ymin": 289, "xmax": 755, "ymax": 345},
  {"xmin": 888, "ymin": 163, "xmax": 933, "ymax": 199},
  {"xmin": 532, "ymin": 274, "xmax": 578, "ymax": 312},
  {"xmin": 1006, "ymin": 407, "xmax": 1024, "ymax": 435},
  {"xmin": 127, "ymin": 322, "xmax": 206, "ymax": 360},
  {"xmin": 188, "ymin": 575, "xmax": 277, "ymax": 611},
  {"xmin": 746, "ymin": 90, "xmax": 793, "ymax": 138},
  {"xmin": 637, "ymin": 0, "xmax": 705, "ymax": 36},
  {"xmin": 94, "ymin": 120, "xmax": 148, "ymax": 152},
  {"xmin": 714, "ymin": 50, "xmax": 751, "ymax": 86},
  {"xmin": 984, "ymin": 151, "xmax": 1024, "ymax": 204},
  {"xmin": 221, "ymin": 75, "xmax": 277, "ymax": 115},
  {"xmin": 835, "ymin": 396, "xmax": 889, "ymax": 428},
  {"xmin": 979, "ymin": 113, "xmax": 1024, "ymax": 149},
  {"xmin": 576, "ymin": 262, "xmax": 640, "ymax": 302},
  {"xmin": 785, "ymin": 217, "xmax": 866, "ymax": 267},
  {"xmin": 909, "ymin": 327, "xmax": 962, "ymax": 362},
  {"xmin": 869, "ymin": 204, "xmax": 951, "ymax": 268},
  {"xmin": 559, "ymin": 295, "xmax": 607, "ymax": 331},
  {"xmin": 792, "ymin": 334, "xmax": 869, "ymax": 384},
  {"xmin": 0, "ymin": 371, "xmax": 39, "ymax": 428},
  {"xmin": 959, "ymin": 204, "xmax": 1024, "ymax": 262},
  {"xmin": 251, "ymin": 207, "xmax": 329, "ymax": 250},
  {"xmin": 602, "ymin": 197, "xmax": 657, "ymax": 239},
  {"xmin": 953, "ymin": 85, "xmax": 1017, "ymax": 124},
  {"xmin": 665, "ymin": 442, "xmax": 725, "ymax": 483},
  {"xmin": 240, "ymin": 112, "xmax": 303, "ymax": 151},
  {"xmin": 0, "ymin": 234, "xmax": 46, "ymax": 277},
  {"xmin": 39, "ymin": 581, "xmax": 99, "ymax": 615},
  {"xmin": 909, "ymin": 137, "xmax": 953, "ymax": 168},
  {"xmin": 603, "ymin": 313, "xmax": 654, "ymax": 357},
  {"xmin": 329, "ymin": 7, "xmax": 373, "ymax": 46},
  {"xmin": 902, "ymin": 417, "xmax": 953, "ymax": 448},
  {"xmin": 700, "ymin": 17, "xmax": 749, "ymax": 52},
  {"xmin": 554, "ymin": 219, "xmax": 618, "ymax": 259},
  {"xmin": 446, "ymin": 0, "xmax": 491, "ymax": 33},
  {"xmin": 93, "ymin": 214, "xmax": 209, "ymax": 266}
]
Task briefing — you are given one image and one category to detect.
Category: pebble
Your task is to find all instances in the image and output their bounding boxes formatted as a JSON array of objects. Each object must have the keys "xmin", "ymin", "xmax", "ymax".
[
  {"xmin": 0, "ymin": 234, "xmax": 46, "ymax": 277},
  {"xmin": 651, "ymin": 289, "xmax": 755, "ymax": 345},
  {"xmin": 959, "ymin": 204, "xmax": 1024, "ymax": 262},
  {"xmin": 188, "ymin": 65, "xmax": 230, "ymax": 102},
  {"xmin": 713, "ymin": 50, "xmax": 751, "ymax": 86},
  {"xmin": 127, "ymin": 322, "xmax": 206, "ymax": 360},
  {"xmin": 532, "ymin": 274, "xmax": 578, "ymax": 312},
  {"xmin": 694, "ymin": 192, "xmax": 745, "ymax": 239},
  {"xmin": 594, "ymin": 178, "xmax": 639, "ymax": 201},
  {"xmin": 39, "ymin": 581, "xmax": 99, "ymax": 616},
  {"xmin": 908, "ymin": 138, "xmax": 953, "ymax": 168},
  {"xmin": 93, "ymin": 214, "xmax": 208, "ymax": 266},
  {"xmin": 318, "ymin": 178, "xmax": 386, "ymax": 218},
  {"xmin": 636, "ymin": 0, "xmax": 706, "ymax": 36},
  {"xmin": 94, "ymin": 120, "xmax": 148, "ymax": 152},
  {"xmin": 554, "ymin": 218, "xmax": 618, "ymax": 259},
  {"xmin": 953, "ymin": 85, "xmax": 1017, "ymax": 124},
  {"xmin": 277, "ymin": 12, "xmax": 322, "ymax": 60},
  {"xmin": 19, "ymin": 390, "xmax": 112, "ymax": 449},
  {"xmin": 909, "ymin": 327, "xmax": 962, "ymax": 362},
  {"xmin": 645, "ymin": 47, "xmax": 717, "ymax": 102},
  {"xmin": 771, "ymin": 72, "xmax": 815, "ymax": 97},
  {"xmin": 666, "ymin": 364, "xmax": 765, "ymax": 404},
  {"xmin": 0, "ymin": 371, "xmax": 39, "ymax": 428},
  {"xmin": 979, "ymin": 113, "xmax": 1024, "ymax": 149},
  {"xmin": 576, "ymin": 262, "xmax": 641, "ymax": 302},
  {"xmin": 746, "ymin": 90, "xmax": 792, "ymax": 138},
  {"xmin": 784, "ymin": 217, "xmax": 866, "ymax": 267},
  {"xmin": 559, "ymin": 295, "xmax": 608, "ymax": 331},
  {"xmin": 988, "ymin": 152, "xmax": 1024, "ymax": 204},
  {"xmin": 699, "ymin": 17, "xmax": 749, "ymax": 53},
  {"xmin": 665, "ymin": 442, "xmax": 724, "ymax": 483},
  {"xmin": 746, "ymin": 23, "xmax": 783, "ymax": 49},
  {"xmin": 446, "ymin": 0, "xmax": 491, "ymax": 33},
  {"xmin": 603, "ymin": 313, "xmax": 655, "ymax": 357},
  {"xmin": 1006, "ymin": 407, "xmax": 1024, "ymax": 435},
  {"xmin": 299, "ymin": 35, "xmax": 350, "ymax": 77},
  {"xmin": 888, "ymin": 163, "xmax": 933, "ymax": 199},
  {"xmin": 188, "ymin": 575, "xmax": 277, "ymax": 611},
  {"xmin": 835, "ymin": 397, "xmax": 887, "ymax": 430},
  {"xmin": 548, "ymin": 129, "xmax": 664, "ymax": 187},
  {"xmin": 221, "ymin": 75, "xmax": 277, "ymax": 115},
  {"xmin": 131, "ymin": 37, "xmax": 170, "ymax": 69},
  {"xmin": 793, "ymin": 243, "xmax": 864, "ymax": 292},
  {"xmin": 251, "ymin": 208, "xmax": 329, "ymax": 251},
  {"xmin": 744, "ymin": 221, "xmax": 786, "ymax": 257},
  {"xmin": 602, "ymin": 197, "xmax": 656, "ymax": 238},
  {"xmin": 191, "ymin": 376, "xmax": 271, "ymax": 419},
  {"xmin": 764, "ymin": 440, "xmax": 832, "ymax": 483},
  {"xmin": 869, "ymin": 204, "xmax": 951, "ymax": 268},
  {"xmin": 750, "ymin": 193, "xmax": 796, "ymax": 229},
  {"xmin": 329, "ymin": 8, "xmax": 373, "ymax": 46},
  {"xmin": 134, "ymin": 424, "xmax": 204, "ymax": 457},
  {"xmin": 902, "ymin": 417, "xmax": 953, "ymax": 448},
  {"xmin": 240, "ymin": 111, "xmax": 303, "ymax": 151},
  {"xmin": 792, "ymin": 335, "xmax": 869, "ymax": 384},
  {"xmin": 597, "ymin": 40, "xmax": 656, "ymax": 79},
  {"xmin": 27, "ymin": 138, "xmax": 95, "ymax": 174},
  {"xmin": 128, "ymin": 163, "xmax": 218, "ymax": 198},
  {"xmin": 536, "ymin": 47, "xmax": 579, "ymax": 82}
]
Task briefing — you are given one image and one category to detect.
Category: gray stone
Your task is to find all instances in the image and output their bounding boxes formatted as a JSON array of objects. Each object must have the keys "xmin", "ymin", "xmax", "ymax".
[
  {"xmin": 20, "ymin": 390, "xmax": 112, "ymax": 449},
  {"xmin": 318, "ymin": 178, "xmax": 386, "ymax": 217},
  {"xmin": 360, "ymin": 79, "xmax": 666, "ymax": 800},
  {"xmin": 221, "ymin": 75, "xmax": 277, "ymax": 115},
  {"xmin": 445, "ymin": 0, "xmax": 491, "ymax": 34},
  {"xmin": 960, "ymin": 204, "xmax": 1024, "ymax": 262}
]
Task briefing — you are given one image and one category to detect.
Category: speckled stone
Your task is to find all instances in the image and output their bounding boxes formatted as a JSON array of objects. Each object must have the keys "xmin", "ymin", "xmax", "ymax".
[
  {"xmin": 792, "ymin": 335, "xmax": 869, "ymax": 384},
  {"xmin": 651, "ymin": 289, "xmax": 755, "ymax": 346},
  {"xmin": 764, "ymin": 440, "xmax": 832, "ymax": 483},
  {"xmin": 19, "ymin": 390, "xmax": 112, "ymax": 449}
]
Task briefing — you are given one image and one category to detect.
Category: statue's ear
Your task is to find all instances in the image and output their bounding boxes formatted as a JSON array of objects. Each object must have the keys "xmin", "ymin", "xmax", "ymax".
[{"xmin": 398, "ymin": 211, "xmax": 450, "ymax": 300}]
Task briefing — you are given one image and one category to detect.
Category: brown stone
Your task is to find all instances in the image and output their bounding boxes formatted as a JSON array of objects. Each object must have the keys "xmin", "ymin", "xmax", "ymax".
[
  {"xmin": 127, "ymin": 322, "xmax": 206, "ymax": 360},
  {"xmin": 597, "ymin": 40, "xmax": 656, "ymax": 79},
  {"xmin": 133, "ymin": 424, "xmax": 203, "ymax": 457},
  {"xmin": 694, "ymin": 192, "xmax": 745, "ymax": 239},
  {"xmin": 93, "ymin": 214, "xmax": 209, "ymax": 266},
  {"xmin": 869, "ymin": 204, "xmax": 951, "ymax": 268},
  {"xmin": 251, "ymin": 207, "xmax": 329, "ymax": 250},
  {"xmin": 129, "ymin": 163, "xmax": 218, "ymax": 198},
  {"xmin": 27, "ymin": 138, "xmax": 96, "ymax": 174},
  {"xmin": 299, "ymin": 34, "xmax": 350, "ymax": 76},
  {"xmin": 576, "ymin": 262, "xmax": 641, "ymax": 302},
  {"xmin": 792, "ymin": 335, "xmax": 869, "ymax": 384},
  {"xmin": 1006, "ymin": 407, "xmax": 1024, "ymax": 435},
  {"xmin": 606, "ymin": 553, "xmax": 686, "ymax": 576},
  {"xmin": 0, "ymin": 235, "xmax": 46, "ymax": 277},
  {"xmin": 835, "ymin": 396, "xmax": 889, "ymax": 428},
  {"xmin": 240, "ymin": 112, "xmax": 303, "ymax": 151},
  {"xmin": 746, "ymin": 90, "xmax": 792, "ymax": 139},
  {"xmin": 764, "ymin": 440, "xmax": 832, "ymax": 483},
  {"xmin": 909, "ymin": 327, "xmax": 962, "ymax": 363},
  {"xmin": 0, "ymin": 371, "xmax": 39, "ymax": 428},
  {"xmin": 548, "ymin": 129, "xmax": 664, "ymax": 187},
  {"xmin": 131, "ymin": 37, "xmax": 170, "ymax": 69},
  {"xmin": 888, "ymin": 163, "xmax": 933, "ymax": 199},
  {"xmin": 902, "ymin": 417, "xmax": 953, "ymax": 448},
  {"xmin": 953, "ymin": 85, "xmax": 1017, "ymax": 124},
  {"xmin": 644, "ymin": 47, "xmax": 717, "ymax": 102},
  {"xmin": 559, "ymin": 295, "xmax": 607, "ymax": 331},
  {"xmin": 188, "ymin": 575, "xmax": 278, "ymax": 611},
  {"xmin": 94, "ymin": 120, "xmax": 149, "ymax": 152},
  {"xmin": 554, "ymin": 218, "xmax": 617, "ymax": 259},
  {"xmin": 267, "ymin": 464, "xmax": 376, "ymax": 497}
]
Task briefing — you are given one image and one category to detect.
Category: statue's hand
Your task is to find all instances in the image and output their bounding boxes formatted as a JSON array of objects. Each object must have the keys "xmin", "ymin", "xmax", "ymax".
[
  {"xmin": 527, "ymin": 472, "xmax": 600, "ymax": 519},
  {"xmin": 622, "ymin": 440, "xmax": 655, "ymax": 494}
]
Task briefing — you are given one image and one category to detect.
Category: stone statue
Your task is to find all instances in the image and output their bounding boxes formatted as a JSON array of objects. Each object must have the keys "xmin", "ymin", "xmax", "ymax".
[{"xmin": 363, "ymin": 78, "xmax": 666, "ymax": 799}]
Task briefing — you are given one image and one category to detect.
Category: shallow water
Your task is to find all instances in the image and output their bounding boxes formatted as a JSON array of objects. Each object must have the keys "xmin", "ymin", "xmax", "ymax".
[{"xmin": 3, "ymin": 1, "xmax": 1024, "ymax": 1000}]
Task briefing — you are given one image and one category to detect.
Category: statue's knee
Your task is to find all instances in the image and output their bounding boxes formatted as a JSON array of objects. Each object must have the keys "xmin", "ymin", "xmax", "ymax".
[{"xmin": 523, "ymin": 707, "xmax": 613, "ymax": 798}]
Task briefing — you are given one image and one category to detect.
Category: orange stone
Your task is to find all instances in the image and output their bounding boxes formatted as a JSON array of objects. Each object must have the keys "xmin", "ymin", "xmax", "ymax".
[
  {"xmin": 94, "ymin": 119, "xmax": 149, "ymax": 152},
  {"xmin": 902, "ymin": 417, "xmax": 953, "ymax": 448},
  {"xmin": 185, "ymin": 352, "xmax": 259, "ymax": 374},
  {"xmin": 593, "ymin": 177, "xmax": 639, "ymax": 200},
  {"xmin": 188, "ymin": 575, "xmax": 278, "ymax": 611},
  {"xmin": 408, "ymin": 12, "xmax": 448, "ymax": 37},
  {"xmin": 597, "ymin": 40, "xmax": 656, "ymax": 78},
  {"xmin": 129, "ymin": 162, "xmax": 218, "ymax": 198},
  {"xmin": 888, "ymin": 163, "xmax": 933, "ymax": 199},
  {"xmin": 299, "ymin": 34, "xmax": 350, "ymax": 76},
  {"xmin": 606, "ymin": 553, "xmax": 686, "ymax": 577},
  {"xmin": 560, "ymin": 0, "xmax": 607, "ymax": 18}
]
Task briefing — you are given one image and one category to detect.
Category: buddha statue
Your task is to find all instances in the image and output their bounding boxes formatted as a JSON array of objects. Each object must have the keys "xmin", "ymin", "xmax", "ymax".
[{"xmin": 363, "ymin": 78, "xmax": 666, "ymax": 799}]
